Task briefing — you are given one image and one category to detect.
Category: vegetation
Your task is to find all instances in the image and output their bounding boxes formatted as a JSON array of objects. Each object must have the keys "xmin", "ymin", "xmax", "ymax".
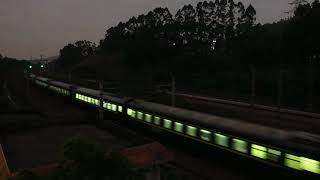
[
  {"xmin": 7, "ymin": 138, "xmax": 185, "ymax": 180},
  {"xmin": 43, "ymin": 0, "xmax": 320, "ymax": 110}
]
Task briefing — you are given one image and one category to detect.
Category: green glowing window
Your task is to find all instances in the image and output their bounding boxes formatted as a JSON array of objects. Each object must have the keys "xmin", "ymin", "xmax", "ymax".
[
  {"xmin": 137, "ymin": 112, "xmax": 144, "ymax": 120},
  {"xmin": 200, "ymin": 129, "xmax": 211, "ymax": 141},
  {"xmin": 112, "ymin": 104, "xmax": 117, "ymax": 111},
  {"xmin": 232, "ymin": 139, "xmax": 248, "ymax": 153},
  {"xmin": 186, "ymin": 126, "xmax": 197, "ymax": 137},
  {"xmin": 163, "ymin": 119, "xmax": 172, "ymax": 129},
  {"xmin": 103, "ymin": 102, "xmax": 107, "ymax": 108},
  {"xmin": 267, "ymin": 149, "xmax": 281, "ymax": 162},
  {"xmin": 174, "ymin": 122, "xmax": 184, "ymax": 133},
  {"xmin": 118, "ymin": 106, "xmax": 123, "ymax": 112},
  {"xmin": 251, "ymin": 144, "xmax": 267, "ymax": 159},
  {"xmin": 153, "ymin": 116, "xmax": 161, "ymax": 125},
  {"xmin": 107, "ymin": 103, "xmax": 112, "ymax": 110},
  {"xmin": 214, "ymin": 133, "xmax": 229, "ymax": 147},
  {"xmin": 95, "ymin": 99, "xmax": 99, "ymax": 106},
  {"xmin": 300, "ymin": 157, "xmax": 320, "ymax": 174},
  {"xmin": 127, "ymin": 109, "xmax": 136, "ymax": 118},
  {"xmin": 285, "ymin": 154, "xmax": 301, "ymax": 170},
  {"xmin": 145, "ymin": 114, "xmax": 152, "ymax": 123}
]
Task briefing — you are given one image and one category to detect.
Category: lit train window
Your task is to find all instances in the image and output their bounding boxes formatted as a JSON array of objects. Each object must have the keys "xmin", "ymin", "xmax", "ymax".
[
  {"xmin": 214, "ymin": 133, "xmax": 229, "ymax": 147},
  {"xmin": 95, "ymin": 99, "xmax": 99, "ymax": 106},
  {"xmin": 107, "ymin": 103, "xmax": 112, "ymax": 110},
  {"xmin": 285, "ymin": 154, "xmax": 301, "ymax": 170},
  {"xmin": 232, "ymin": 139, "xmax": 248, "ymax": 153},
  {"xmin": 137, "ymin": 112, "xmax": 144, "ymax": 120},
  {"xmin": 112, "ymin": 104, "xmax": 117, "ymax": 111},
  {"xmin": 174, "ymin": 122, "xmax": 184, "ymax": 133},
  {"xmin": 251, "ymin": 144, "xmax": 267, "ymax": 159},
  {"xmin": 267, "ymin": 149, "xmax": 281, "ymax": 162},
  {"xmin": 103, "ymin": 102, "xmax": 107, "ymax": 108},
  {"xmin": 186, "ymin": 126, "xmax": 197, "ymax": 137},
  {"xmin": 200, "ymin": 129, "xmax": 211, "ymax": 141},
  {"xmin": 285, "ymin": 154, "xmax": 320, "ymax": 174},
  {"xmin": 163, "ymin": 119, "xmax": 172, "ymax": 129},
  {"xmin": 153, "ymin": 116, "xmax": 161, "ymax": 125},
  {"xmin": 118, "ymin": 106, "xmax": 123, "ymax": 112},
  {"xmin": 127, "ymin": 109, "xmax": 136, "ymax": 118},
  {"xmin": 300, "ymin": 157, "xmax": 320, "ymax": 174},
  {"xmin": 145, "ymin": 114, "xmax": 152, "ymax": 123}
]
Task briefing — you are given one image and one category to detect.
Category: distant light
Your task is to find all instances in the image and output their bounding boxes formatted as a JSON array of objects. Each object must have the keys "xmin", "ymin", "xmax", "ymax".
[
  {"xmin": 173, "ymin": 43, "xmax": 176, "ymax": 46},
  {"xmin": 41, "ymin": 65, "xmax": 44, "ymax": 68},
  {"xmin": 29, "ymin": 65, "xmax": 32, "ymax": 69}
]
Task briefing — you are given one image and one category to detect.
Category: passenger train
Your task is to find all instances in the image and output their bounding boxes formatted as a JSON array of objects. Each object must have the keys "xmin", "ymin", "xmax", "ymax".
[{"xmin": 29, "ymin": 74, "xmax": 320, "ymax": 176}]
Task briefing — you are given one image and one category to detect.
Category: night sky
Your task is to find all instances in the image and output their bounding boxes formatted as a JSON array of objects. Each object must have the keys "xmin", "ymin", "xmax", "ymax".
[{"xmin": 0, "ymin": 0, "xmax": 310, "ymax": 59}]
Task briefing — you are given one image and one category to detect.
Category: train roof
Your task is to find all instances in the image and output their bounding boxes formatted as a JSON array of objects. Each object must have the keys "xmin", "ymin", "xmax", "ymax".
[
  {"xmin": 50, "ymin": 81, "xmax": 72, "ymax": 89},
  {"xmin": 35, "ymin": 76, "xmax": 50, "ymax": 82}
]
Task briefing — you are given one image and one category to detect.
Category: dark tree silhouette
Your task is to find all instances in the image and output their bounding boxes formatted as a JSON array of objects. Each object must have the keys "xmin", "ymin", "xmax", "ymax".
[{"xmin": 58, "ymin": 40, "xmax": 96, "ymax": 68}]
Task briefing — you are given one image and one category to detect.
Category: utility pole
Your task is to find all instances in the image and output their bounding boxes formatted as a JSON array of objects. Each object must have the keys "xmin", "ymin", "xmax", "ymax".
[
  {"xmin": 250, "ymin": 65, "xmax": 256, "ymax": 108},
  {"xmin": 26, "ymin": 71, "xmax": 30, "ymax": 99},
  {"xmin": 171, "ymin": 74, "xmax": 176, "ymax": 107},
  {"xmin": 277, "ymin": 69, "xmax": 283, "ymax": 118},
  {"xmin": 308, "ymin": 56, "xmax": 314, "ymax": 110},
  {"xmin": 99, "ymin": 80, "xmax": 104, "ymax": 121},
  {"xmin": 68, "ymin": 72, "xmax": 72, "ymax": 83}
]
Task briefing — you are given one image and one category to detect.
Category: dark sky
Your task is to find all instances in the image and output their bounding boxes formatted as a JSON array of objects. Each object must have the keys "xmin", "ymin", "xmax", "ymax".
[{"xmin": 0, "ymin": 0, "xmax": 305, "ymax": 59}]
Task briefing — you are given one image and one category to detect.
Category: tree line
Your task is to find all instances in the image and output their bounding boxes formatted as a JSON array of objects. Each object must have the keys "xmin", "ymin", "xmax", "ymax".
[
  {"xmin": 57, "ymin": 0, "xmax": 256, "ymax": 69},
  {"xmin": 55, "ymin": 0, "xmax": 320, "ymax": 110}
]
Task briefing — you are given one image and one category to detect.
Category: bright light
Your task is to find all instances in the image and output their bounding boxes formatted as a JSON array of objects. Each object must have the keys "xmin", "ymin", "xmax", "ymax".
[
  {"xmin": 41, "ymin": 65, "xmax": 44, "ymax": 68},
  {"xmin": 29, "ymin": 65, "xmax": 32, "ymax": 69}
]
